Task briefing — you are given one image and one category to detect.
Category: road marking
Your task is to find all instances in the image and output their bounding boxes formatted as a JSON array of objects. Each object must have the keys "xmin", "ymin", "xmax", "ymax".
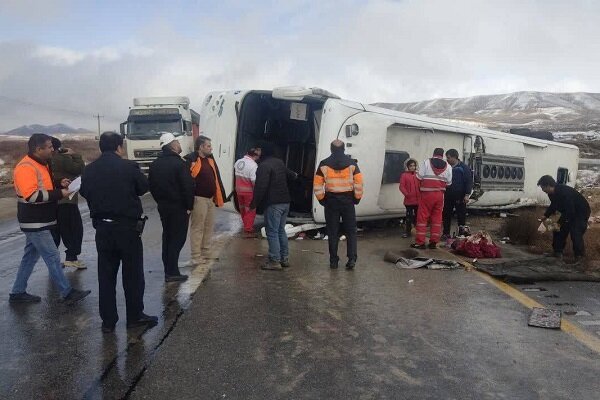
[{"xmin": 472, "ymin": 269, "xmax": 600, "ymax": 354}]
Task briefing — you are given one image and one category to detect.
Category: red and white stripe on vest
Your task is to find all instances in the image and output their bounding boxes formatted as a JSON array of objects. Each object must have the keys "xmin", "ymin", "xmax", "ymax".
[
  {"xmin": 416, "ymin": 156, "xmax": 452, "ymax": 192},
  {"xmin": 234, "ymin": 155, "xmax": 258, "ymax": 194}
]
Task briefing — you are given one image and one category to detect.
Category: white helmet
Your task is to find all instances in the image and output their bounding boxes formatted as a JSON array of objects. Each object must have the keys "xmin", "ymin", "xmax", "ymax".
[{"xmin": 159, "ymin": 132, "xmax": 177, "ymax": 147}]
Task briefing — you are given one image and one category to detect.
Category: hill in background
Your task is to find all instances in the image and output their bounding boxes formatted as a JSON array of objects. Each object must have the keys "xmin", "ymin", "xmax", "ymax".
[
  {"xmin": 3, "ymin": 124, "xmax": 93, "ymax": 136},
  {"xmin": 375, "ymin": 91, "xmax": 600, "ymax": 132}
]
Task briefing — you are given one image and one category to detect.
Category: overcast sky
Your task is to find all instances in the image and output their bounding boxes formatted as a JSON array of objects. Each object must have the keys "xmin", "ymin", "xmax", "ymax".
[{"xmin": 0, "ymin": 0, "xmax": 599, "ymax": 132}]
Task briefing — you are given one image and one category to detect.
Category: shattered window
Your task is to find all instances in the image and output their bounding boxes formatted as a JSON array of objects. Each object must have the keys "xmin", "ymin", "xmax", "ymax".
[{"xmin": 381, "ymin": 151, "xmax": 410, "ymax": 184}]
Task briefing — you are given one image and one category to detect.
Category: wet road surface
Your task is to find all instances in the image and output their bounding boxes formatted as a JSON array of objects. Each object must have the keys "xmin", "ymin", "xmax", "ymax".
[
  {"xmin": 130, "ymin": 233, "xmax": 600, "ymax": 400},
  {"xmin": 1, "ymin": 200, "xmax": 599, "ymax": 399},
  {"xmin": 0, "ymin": 195, "xmax": 240, "ymax": 399}
]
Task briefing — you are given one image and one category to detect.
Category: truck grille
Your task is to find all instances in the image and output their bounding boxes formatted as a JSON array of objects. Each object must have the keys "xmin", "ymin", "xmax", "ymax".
[{"xmin": 134, "ymin": 149, "xmax": 161, "ymax": 158}]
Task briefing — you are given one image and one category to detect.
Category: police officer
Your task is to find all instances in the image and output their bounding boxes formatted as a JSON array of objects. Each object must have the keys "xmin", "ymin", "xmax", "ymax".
[
  {"xmin": 313, "ymin": 139, "xmax": 363, "ymax": 269},
  {"xmin": 80, "ymin": 132, "xmax": 157, "ymax": 333},
  {"xmin": 149, "ymin": 132, "xmax": 194, "ymax": 282}
]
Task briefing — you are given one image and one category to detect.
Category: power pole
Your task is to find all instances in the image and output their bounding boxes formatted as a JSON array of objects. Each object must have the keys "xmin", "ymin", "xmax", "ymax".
[{"xmin": 94, "ymin": 114, "xmax": 103, "ymax": 136}]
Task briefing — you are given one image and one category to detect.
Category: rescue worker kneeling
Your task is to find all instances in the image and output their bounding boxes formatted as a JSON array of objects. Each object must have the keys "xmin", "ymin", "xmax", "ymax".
[{"xmin": 313, "ymin": 140, "xmax": 363, "ymax": 269}]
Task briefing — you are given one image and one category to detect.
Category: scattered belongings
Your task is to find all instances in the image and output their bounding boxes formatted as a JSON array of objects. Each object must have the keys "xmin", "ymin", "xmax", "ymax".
[
  {"xmin": 261, "ymin": 223, "xmax": 326, "ymax": 239},
  {"xmin": 451, "ymin": 231, "xmax": 502, "ymax": 258},
  {"xmin": 537, "ymin": 218, "xmax": 560, "ymax": 233},
  {"xmin": 383, "ymin": 250, "xmax": 462, "ymax": 270},
  {"xmin": 473, "ymin": 257, "xmax": 600, "ymax": 283},
  {"xmin": 528, "ymin": 307, "xmax": 561, "ymax": 329},
  {"xmin": 588, "ymin": 215, "xmax": 600, "ymax": 224}
]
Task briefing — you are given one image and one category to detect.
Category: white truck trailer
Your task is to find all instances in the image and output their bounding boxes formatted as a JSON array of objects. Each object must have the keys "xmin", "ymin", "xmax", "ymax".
[{"xmin": 120, "ymin": 96, "xmax": 199, "ymax": 172}]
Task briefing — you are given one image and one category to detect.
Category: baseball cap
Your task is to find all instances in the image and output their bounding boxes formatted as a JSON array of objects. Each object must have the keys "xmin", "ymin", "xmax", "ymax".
[{"xmin": 159, "ymin": 132, "xmax": 178, "ymax": 147}]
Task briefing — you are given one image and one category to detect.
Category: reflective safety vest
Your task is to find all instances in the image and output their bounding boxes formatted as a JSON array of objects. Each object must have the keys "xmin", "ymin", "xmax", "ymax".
[
  {"xmin": 416, "ymin": 157, "xmax": 452, "ymax": 192},
  {"xmin": 190, "ymin": 156, "xmax": 225, "ymax": 207},
  {"xmin": 313, "ymin": 164, "xmax": 363, "ymax": 201},
  {"xmin": 13, "ymin": 155, "xmax": 60, "ymax": 231},
  {"xmin": 234, "ymin": 155, "xmax": 257, "ymax": 194}
]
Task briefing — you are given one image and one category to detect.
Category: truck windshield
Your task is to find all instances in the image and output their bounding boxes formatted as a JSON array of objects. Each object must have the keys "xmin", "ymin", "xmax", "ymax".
[{"xmin": 128, "ymin": 119, "xmax": 183, "ymax": 139}]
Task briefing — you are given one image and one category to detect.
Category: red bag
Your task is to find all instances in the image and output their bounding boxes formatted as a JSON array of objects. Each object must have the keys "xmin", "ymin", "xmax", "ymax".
[{"xmin": 452, "ymin": 232, "xmax": 501, "ymax": 258}]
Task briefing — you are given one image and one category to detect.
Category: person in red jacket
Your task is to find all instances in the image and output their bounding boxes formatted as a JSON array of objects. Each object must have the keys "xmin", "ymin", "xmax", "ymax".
[
  {"xmin": 412, "ymin": 148, "xmax": 452, "ymax": 249},
  {"xmin": 399, "ymin": 158, "xmax": 420, "ymax": 238}
]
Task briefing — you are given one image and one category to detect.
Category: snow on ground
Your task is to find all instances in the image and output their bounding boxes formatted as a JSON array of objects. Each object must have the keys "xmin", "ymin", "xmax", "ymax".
[
  {"xmin": 553, "ymin": 131, "xmax": 600, "ymax": 141},
  {"xmin": 576, "ymin": 168, "xmax": 600, "ymax": 188}
]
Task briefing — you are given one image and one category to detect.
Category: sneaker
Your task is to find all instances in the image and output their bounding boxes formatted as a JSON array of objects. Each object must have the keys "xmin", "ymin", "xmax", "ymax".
[
  {"xmin": 243, "ymin": 231, "xmax": 258, "ymax": 238},
  {"xmin": 9, "ymin": 292, "xmax": 41, "ymax": 303},
  {"xmin": 330, "ymin": 261, "xmax": 339, "ymax": 269},
  {"xmin": 165, "ymin": 274, "xmax": 189, "ymax": 282},
  {"xmin": 127, "ymin": 313, "xmax": 158, "ymax": 329},
  {"xmin": 401, "ymin": 233, "xmax": 409, "ymax": 238},
  {"xmin": 346, "ymin": 260, "xmax": 356, "ymax": 270},
  {"xmin": 428, "ymin": 242, "xmax": 438, "ymax": 249},
  {"xmin": 261, "ymin": 260, "xmax": 283, "ymax": 271},
  {"xmin": 280, "ymin": 259, "xmax": 290, "ymax": 268},
  {"xmin": 101, "ymin": 323, "xmax": 116, "ymax": 334},
  {"xmin": 410, "ymin": 243, "xmax": 426, "ymax": 249},
  {"xmin": 64, "ymin": 260, "xmax": 87, "ymax": 269},
  {"xmin": 63, "ymin": 288, "xmax": 91, "ymax": 305}
]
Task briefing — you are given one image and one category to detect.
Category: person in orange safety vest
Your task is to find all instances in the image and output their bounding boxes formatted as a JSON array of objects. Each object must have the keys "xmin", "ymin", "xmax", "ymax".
[
  {"xmin": 183, "ymin": 135, "xmax": 228, "ymax": 266},
  {"xmin": 10, "ymin": 133, "xmax": 91, "ymax": 304},
  {"xmin": 313, "ymin": 139, "xmax": 363, "ymax": 270}
]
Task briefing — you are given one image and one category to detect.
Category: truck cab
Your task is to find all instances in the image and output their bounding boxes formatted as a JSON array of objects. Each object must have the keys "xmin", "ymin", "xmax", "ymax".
[{"xmin": 120, "ymin": 96, "xmax": 199, "ymax": 172}]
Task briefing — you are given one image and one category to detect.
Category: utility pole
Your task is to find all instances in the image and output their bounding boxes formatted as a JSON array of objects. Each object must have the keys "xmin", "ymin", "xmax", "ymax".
[{"xmin": 94, "ymin": 114, "xmax": 103, "ymax": 136}]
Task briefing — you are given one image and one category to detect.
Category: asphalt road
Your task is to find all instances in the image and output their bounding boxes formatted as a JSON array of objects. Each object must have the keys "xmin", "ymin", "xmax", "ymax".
[
  {"xmin": 127, "ymin": 234, "xmax": 600, "ymax": 400},
  {"xmin": 0, "ymin": 197, "xmax": 599, "ymax": 399},
  {"xmin": 0, "ymin": 194, "xmax": 240, "ymax": 399}
]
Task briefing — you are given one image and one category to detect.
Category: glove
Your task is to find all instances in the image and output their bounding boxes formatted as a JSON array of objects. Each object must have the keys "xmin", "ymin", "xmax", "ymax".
[{"xmin": 353, "ymin": 198, "xmax": 361, "ymax": 205}]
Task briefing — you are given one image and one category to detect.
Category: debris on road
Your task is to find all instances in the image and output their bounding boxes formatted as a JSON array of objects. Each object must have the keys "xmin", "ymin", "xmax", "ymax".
[
  {"xmin": 383, "ymin": 251, "xmax": 462, "ymax": 270},
  {"xmin": 451, "ymin": 231, "xmax": 502, "ymax": 258},
  {"xmin": 473, "ymin": 257, "xmax": 600, "ymax": 283},
  {"xmin": 528, "ymin": 307, "xmax": 561, "ymax": 329}
]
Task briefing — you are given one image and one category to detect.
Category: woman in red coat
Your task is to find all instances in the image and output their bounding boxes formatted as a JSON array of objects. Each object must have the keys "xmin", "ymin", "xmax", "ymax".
[{"xmin": 399, "ymin": 158, "xmax": 420, "ymax": 238}]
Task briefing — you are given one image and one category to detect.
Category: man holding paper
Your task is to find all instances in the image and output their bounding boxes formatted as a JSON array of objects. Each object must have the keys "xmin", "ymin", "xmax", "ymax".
[{"xmin": 50, "ymin": 137, "xmax": 86, "ymax": 269}]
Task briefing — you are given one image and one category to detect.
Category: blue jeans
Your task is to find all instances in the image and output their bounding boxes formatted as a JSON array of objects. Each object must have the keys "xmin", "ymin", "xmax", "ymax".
[
  {"xmin": 11, "ymin": 230, "xmax": 72, "ymax": 298},
  {"xmin": 264, "ymin": 203, "xmax": 289, "ymax": 262}
]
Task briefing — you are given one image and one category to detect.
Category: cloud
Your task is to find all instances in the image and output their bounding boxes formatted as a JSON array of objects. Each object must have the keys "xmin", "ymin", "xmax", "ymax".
[
  {"xmin": 0, "ymin": 0, "xmax": 70, "ymax": 21},
  {"xmin": 1, "ymin": 0, "xmax": 600, "ymax": 131}
]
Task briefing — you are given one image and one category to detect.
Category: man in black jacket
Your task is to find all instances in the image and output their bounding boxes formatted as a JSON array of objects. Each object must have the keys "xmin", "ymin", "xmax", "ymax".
[
  {"xmin": 538, "ymin": 175, "xmax": 591, "ymax": 263},
  {"xmin": 80, "ymin": 132, "xmax": 157, "ymax": 333},
  {"xmin": 149, "ymin": 132, "xmax": 194, "ymax": 282},
  {"xmin": 250, "ymin": 143, "xmax": 297, "ymax": 271},
  {"xmin": 442, "ymin": 149, "xmax": 473, "ymax": 239}
]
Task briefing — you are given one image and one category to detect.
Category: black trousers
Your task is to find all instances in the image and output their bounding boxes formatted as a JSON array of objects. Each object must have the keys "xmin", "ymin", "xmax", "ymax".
[
  {"xmin": 95, "ymin": 221, "xmax": 145, "ymax": 325},
  {"xmin": 324, "ymin": 197, "xmax": 357, "ymax": 264},
  {"xmin": 405, "ymin": 205, "xmax": 418, "ymax": 235},
  {"xmin": 443, "ymin": 192, "xmax": 467, "ymax": 235},
  {"xmin": 553, "ymin": 219, "xmax": 588, "ymax": 257},
  {"xmin": 158, "ymin": 205, "xmax": 190, "ymax": 276},
  {"xmin": 52, "ymin": 203, "xmax": 83, "ymax": 261}
]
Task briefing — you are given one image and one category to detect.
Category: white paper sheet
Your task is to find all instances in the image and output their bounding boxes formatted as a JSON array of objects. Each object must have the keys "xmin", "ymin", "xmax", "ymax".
[{"xmin": 68, "ymin": 176, "xmax": 81, "ymax": 200}]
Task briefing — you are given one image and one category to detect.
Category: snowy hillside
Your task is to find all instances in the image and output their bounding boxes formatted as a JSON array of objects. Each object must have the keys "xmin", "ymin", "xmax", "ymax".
[{"xmin": 375, "ymin": 92, "xmax": 600, "ymax": 131}]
